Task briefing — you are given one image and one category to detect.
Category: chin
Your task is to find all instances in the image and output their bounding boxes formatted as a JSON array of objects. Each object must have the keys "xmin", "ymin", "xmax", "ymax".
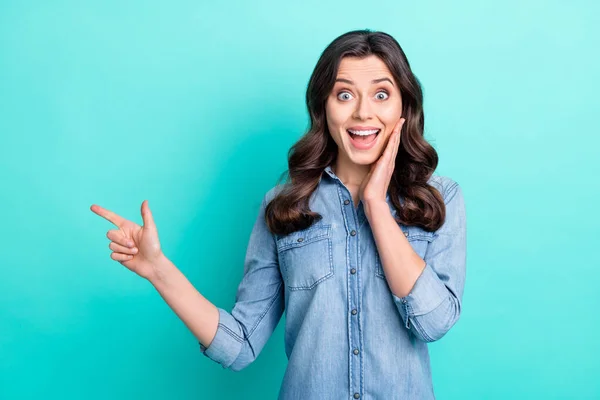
[{"xmin": 347, "ymin": 151, "xmax": 380, "ymax": 166}]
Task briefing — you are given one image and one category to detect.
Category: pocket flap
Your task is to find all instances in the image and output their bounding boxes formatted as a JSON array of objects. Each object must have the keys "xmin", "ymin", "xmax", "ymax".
[
  {"xmin": 402, "ymin": 226, "xmax": 437, "ymax": 242},
  {"xmin": 276, "ymin": 224, "xmax": 331, "ymax": 251}
]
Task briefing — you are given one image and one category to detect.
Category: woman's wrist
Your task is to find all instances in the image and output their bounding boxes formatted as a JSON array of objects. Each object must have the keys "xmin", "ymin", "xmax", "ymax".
[
  {"xmin": 364, "ymin": 199, "xmax": 390, "ymax": 221},
  {"xmin": 147, "ymin": 252, "xmax": 176, "ymax": 286}
]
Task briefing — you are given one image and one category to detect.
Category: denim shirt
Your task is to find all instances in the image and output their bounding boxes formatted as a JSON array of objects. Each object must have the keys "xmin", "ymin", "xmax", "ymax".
[{"xmin": 200, "ymin": 166, "xmax": 467, "ymax": 400}]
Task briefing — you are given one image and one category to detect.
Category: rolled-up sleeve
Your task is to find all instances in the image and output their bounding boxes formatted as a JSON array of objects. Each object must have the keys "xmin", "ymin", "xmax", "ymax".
[
  {"xmin": 199, "ymin": 189, "xmax": 285, "ymax": 371},
  {"xmin": 393, "ymin": 180, "xmax": 467, "ymax": 342}
]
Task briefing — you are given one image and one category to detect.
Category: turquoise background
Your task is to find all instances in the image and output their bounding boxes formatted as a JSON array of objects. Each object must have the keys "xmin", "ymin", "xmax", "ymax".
[{"xmin": 1, "ymin": 0, "xmax": 599, "ymax": 399}]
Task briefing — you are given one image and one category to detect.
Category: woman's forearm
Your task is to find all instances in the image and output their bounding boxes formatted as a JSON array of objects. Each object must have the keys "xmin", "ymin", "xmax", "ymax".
[
  {"xmin": 364, "ymin": 200, "xmax": 426, "ymax": 298},
  {"xmin": 148, "ymin": 253, "xmax": 219, "ymax": 348}
]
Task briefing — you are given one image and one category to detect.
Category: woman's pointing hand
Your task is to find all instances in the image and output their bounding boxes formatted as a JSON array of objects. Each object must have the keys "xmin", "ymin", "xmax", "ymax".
[{"xmin": 90, "ymin": 200, "xmax": 163, "ymax": 281}]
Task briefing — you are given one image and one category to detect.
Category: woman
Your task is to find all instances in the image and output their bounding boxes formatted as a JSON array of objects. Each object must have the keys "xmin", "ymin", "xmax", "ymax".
[{"xmin": 91, "ymin": 29, "xmax": 466, "ymax": 400}]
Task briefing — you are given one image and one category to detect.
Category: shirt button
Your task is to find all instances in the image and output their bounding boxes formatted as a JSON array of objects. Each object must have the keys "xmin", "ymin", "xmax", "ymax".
[
  {"xmin": 350, "ymin": 230, "xmax": 356, "ymax": 236},
  {"xmin": 353, "ymin": 349, "xmax": 359, "ymax": 355},
  {"xmin": 351, "ymin": 309, "xmax": 357, "ymax": 315},
  {"xmin": 350, "ymin": 268, "xmax": 356, "ymax": 274},
  {"xmin": 344, "ymin": 199, "xmax": 350, "ymax": 205},
  {"xmin": 354, "ymin": 393, "xmax": 360, "ymax": 399},
  {"xmin": 297, "ymin": 237, "xmax": 304, "ymax": 242},
  {"xmin": 404, "ymin": 231, "xmax": 409, "ymax": 237}
]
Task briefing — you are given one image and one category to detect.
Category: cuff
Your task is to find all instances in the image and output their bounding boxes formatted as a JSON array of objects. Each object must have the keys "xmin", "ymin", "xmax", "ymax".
[
  {"xmin": 393, "ymin": 263, "xmax": 448, "ymax": 324},
  {"xmin": 199, "ymin": 308, "xmax": 244, "ymax": 368}
]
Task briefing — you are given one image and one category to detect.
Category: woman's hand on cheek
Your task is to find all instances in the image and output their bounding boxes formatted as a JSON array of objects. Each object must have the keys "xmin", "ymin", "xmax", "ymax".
[{"xmin": 359, "ymin": 117, "xmax": 405, "ymax": 207}]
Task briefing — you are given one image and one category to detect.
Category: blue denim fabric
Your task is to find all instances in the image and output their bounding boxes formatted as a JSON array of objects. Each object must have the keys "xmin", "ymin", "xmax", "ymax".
[{"xmin": 200, "ymin": 166, "xmax": 467, "ymax": 399}]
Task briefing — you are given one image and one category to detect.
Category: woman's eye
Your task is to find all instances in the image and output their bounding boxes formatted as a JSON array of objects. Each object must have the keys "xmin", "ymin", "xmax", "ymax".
[
  {"xmin": 376, "ymin": 91, "xmax": 389, "ymax": 100},
  {"xmin": 337, "ymin": 90, "xmax": 388, "ymax": 101},
  {"xmin": 337, "ymin": 92, "xmax": 353, "ymax": 101}
]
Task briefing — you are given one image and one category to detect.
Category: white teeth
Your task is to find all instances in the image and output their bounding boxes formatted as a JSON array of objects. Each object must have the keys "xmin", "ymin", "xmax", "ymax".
[{"xmin": 347, "ymin": 129, "xmax": 380, "ymax": 136}]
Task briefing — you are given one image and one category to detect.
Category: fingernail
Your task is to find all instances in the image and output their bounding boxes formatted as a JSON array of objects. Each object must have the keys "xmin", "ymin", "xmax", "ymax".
[{"xmin": 128, "ymin": 241, "xmax": 134, "ymax": 247}]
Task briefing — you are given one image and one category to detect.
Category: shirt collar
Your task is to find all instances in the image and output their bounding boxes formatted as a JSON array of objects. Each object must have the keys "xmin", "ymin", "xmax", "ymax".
[
  {"xmin": 324, "ymin": 165, "xmax": 336, "ymax": 179},
  {"xmin": 321, "ymin": 165, "xmax": 392, "ymax": 203},
  {"xmin": 317, "ymin": 165, "xmax": 337, "ymax": 184}
]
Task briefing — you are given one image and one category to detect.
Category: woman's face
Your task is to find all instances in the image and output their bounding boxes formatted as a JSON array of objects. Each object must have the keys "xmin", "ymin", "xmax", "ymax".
[{"xmin": 325, "ymin": 55, "xmax": 403, "ymax": 167}]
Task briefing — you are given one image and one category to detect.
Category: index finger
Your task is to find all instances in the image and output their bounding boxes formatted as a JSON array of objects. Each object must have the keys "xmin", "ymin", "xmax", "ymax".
[
  {"xmin": 90, "ymin": 204, "xmax": 127, "ymax": 227},
  {"xmin": 383, "ymin": 118, "xmax": 403, "ymax": 157},
  {"xmin": 394, "ymin": 117, "xmax": 403, "ymax": 132}
]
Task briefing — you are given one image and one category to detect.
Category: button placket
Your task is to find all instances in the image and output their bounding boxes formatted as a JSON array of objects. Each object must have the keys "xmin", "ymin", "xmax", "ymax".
[
  {"xmin": 337, "ymin": 185, "xmax": 362, "ymax": 400},
  {"xmin": 348, "ymin": 220, "xmax": 362, "ymax": 399}
]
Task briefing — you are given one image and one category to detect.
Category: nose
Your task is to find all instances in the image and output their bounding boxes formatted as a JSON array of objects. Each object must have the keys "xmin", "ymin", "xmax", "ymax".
[{"xmin": 352, "ymin": 95, "xmax": 374, "ymax": 121}]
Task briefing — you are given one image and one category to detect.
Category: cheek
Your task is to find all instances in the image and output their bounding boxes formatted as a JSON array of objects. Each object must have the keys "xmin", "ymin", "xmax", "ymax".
[
  {"xmin": 379, "ymin": 103, "xmax": 403, "ymax": 126},
  {"xmin": 325, "ymin": 103, "xmax": 347, "ymax": 127},
  {"xmin": 326, "ymin": 119, "xmax": 344, "ymax": 148},
  {"xmin": 325, "ymin": 102, "xmax": 348, "ymax": 142}
]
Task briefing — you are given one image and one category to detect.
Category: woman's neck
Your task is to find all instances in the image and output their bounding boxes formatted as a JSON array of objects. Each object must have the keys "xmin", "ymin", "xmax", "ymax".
[{"xmin": 332, "ymin": 156, "xmax": 370, "ymax": 188}]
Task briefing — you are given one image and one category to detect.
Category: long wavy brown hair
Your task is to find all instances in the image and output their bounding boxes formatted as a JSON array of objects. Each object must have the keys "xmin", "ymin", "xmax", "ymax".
[{"xmin": 265, "ymin": 29, "xmax": 445, "ymax": 236}]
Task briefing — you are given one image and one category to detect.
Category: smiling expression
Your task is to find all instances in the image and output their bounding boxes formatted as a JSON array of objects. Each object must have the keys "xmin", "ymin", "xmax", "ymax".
[{"xmin": 325, "ymin": 55, "xmax": 403, "ymax": 167}]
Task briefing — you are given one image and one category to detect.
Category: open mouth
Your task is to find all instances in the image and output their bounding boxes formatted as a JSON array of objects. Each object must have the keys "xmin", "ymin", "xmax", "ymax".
[{"xmin": 346, "ymin": 128, "xmax": 380, "ymax": 149}]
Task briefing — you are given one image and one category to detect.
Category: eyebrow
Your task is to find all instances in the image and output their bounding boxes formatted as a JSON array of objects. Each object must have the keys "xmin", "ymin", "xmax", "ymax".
[{"xmin": 335, "ymin": 77, "xmax": 395, "ymax": 86}]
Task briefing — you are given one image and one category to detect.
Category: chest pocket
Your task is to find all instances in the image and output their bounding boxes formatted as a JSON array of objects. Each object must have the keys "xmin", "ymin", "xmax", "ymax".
[
  {"xmin": 375, "ymin": 226, "xmax": 437, "ymax": 279},
  {"xmin": 276, "ymin": 224, "xmax": 334, "ymax": 291}
]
